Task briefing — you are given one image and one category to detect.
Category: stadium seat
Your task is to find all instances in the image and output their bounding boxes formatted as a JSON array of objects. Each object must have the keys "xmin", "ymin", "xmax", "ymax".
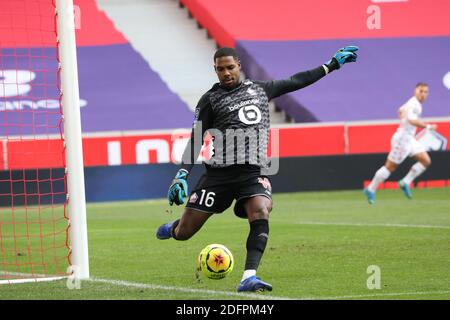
[{"xmin": 181, "ymin": 0, "xmax": 450, "ymax": 123}]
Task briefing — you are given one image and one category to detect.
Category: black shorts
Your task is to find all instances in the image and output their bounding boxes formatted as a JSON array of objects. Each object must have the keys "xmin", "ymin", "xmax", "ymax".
[{"xmin": 185, "ymin": 165, "xmax": 273, "ymax": 218}]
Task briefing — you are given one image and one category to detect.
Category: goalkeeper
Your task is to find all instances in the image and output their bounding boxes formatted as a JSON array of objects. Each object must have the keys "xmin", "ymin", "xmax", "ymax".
[{"xmin": 156, "ymin": 46, "xmax": 358, "ymax": 292}]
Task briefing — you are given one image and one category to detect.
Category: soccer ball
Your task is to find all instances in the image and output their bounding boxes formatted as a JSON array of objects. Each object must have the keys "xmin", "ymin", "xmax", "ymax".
[{"xmin": 197, "ymin": 244, "xmax": 234, "ymax": 280}]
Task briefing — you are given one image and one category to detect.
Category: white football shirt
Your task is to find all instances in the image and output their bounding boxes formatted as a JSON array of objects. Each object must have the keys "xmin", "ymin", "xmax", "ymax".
[{"xmin": 396, "ymin": 96, "xmax": 422, "ymax": 137}]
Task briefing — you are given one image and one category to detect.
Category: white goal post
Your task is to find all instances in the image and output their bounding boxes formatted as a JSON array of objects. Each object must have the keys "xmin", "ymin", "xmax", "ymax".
[
  {"xmin": 0, "ymin": 0, "xmax": 89, "ymax": 284},
  {"xmin": 56, "ymin": 0, "xmax": 90, "ymax": 280}
]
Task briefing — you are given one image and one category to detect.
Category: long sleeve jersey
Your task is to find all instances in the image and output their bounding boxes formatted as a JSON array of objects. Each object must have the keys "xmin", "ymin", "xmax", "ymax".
[{"xmin": 180, "ymin": 64, "xmax": 333, "ymax": 172}]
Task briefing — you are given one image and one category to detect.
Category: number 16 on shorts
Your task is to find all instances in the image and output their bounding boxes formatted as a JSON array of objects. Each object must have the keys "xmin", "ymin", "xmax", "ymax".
[{"xmin": 191, "ymin": 190, "xmax": 216, "ymax": 208}]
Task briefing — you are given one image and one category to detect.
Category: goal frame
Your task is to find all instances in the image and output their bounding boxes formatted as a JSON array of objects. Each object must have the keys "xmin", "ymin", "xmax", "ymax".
[
  {"xmin": 0, "ymin": 0, "xmax": 89, "ymax": 285},
  {"xmin": 56, "ymin": 0, "xmax": 90, "ymax": 281}
]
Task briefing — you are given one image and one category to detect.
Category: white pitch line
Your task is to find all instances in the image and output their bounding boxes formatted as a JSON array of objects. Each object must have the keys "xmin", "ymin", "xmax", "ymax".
[
  {"xmin": 0, "ymin": 271, "xmax": 67, "ymax": 285},
  {"xmin": 0, "ymin": 276, "xmax": 66, "ymax": 285},
  {"xmin": 296, "ymin": 221, "xmax": 450, "ymax": 230},
  {"xmin": 2, "ymin": 275, "xmax": 448, "ymax": 300},
  {"xmin": 305, "ymin": 290, "xmax": 450, "ymax": 300},
  {"xmin": 88, "ymin": 277, "xmax": 293, "ymax": 300},
  {"xmin": 89, "ymin": 277, "xmax": 450, "ymax": 300}
]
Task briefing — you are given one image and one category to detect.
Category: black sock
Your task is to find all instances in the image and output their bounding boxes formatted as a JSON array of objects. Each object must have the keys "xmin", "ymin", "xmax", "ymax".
[
  {"xmin": 245, "ymin": 219, "xmax": 269, "ymax": 270},
  {"xmin": 170, "ymin": 219, "xmax": 180, "ymax": 240}
]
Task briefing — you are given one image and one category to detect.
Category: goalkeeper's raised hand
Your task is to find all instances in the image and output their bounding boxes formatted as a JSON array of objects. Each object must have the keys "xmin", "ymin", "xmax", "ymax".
[
  {"xmin": 326, "ymin": 46, "xmax": 359, "ymax": 71},
  {"xmin": 167, "ymin": 169, "xmax": 189, "ymax": 206}
]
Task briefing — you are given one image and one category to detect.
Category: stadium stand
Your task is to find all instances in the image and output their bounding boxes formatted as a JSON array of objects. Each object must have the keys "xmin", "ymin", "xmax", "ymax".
[
  {"xmin": 181, "ymin": 0, "xmax": 450, "ymax": 122},
  {"xmin": 237, "ymin": 37, "xmax": 450, "ymax": 122},
  {"xmin": 180, "ymin": 0, "xmax": 450, "ymax": 47},
  {"xmin": 74, "ymin": 0, "xmax": 193, "ymax": 131},
  {"xmin": 96, "ymin": 0, "xmax": 218, "ymax": 111},
  {"xmin": 0, "ymin": 0, "xmax": 194, "ymax": 134},
  {"xmin": 2, "ymin": 0, "xmax": 449, "ymax": 202}
]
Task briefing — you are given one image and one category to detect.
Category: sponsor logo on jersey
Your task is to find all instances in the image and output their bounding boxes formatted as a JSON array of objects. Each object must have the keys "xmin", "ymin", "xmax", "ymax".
[
  {"xmin": 247, "ymin": 88, "xmax": 257, "ymax": 96},
  {"xmin": 228, "ymin": 98, "xmax": 259, "ymax": 112}
]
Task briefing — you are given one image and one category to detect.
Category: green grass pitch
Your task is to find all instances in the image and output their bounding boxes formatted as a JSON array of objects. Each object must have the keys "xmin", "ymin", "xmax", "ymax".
[{"xmin": 1, "ymin": 188, "xmax": 449, "ymax": 300}]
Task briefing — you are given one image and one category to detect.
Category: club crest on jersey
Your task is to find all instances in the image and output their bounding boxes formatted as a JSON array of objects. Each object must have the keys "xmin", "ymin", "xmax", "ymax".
[
  {"xmin": 247, "ymin": 88, "xmax": 257, "ymax": 96},
  {"xmin": 189, "ymin": 193, "xmax": 198, "ymax": 203},
  {"xmin": 258, "ymin": 177, "xmax": 272, "ymax": 191},
  {"xmin": 223, "ymin": 96, "xmax": 232, "ymax": 103}
]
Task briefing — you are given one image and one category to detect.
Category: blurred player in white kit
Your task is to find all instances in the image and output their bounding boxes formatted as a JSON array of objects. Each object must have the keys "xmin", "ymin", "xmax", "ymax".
[{"xmin": 364, "ymin": 83, "xmax": 437, "ymax": 204}]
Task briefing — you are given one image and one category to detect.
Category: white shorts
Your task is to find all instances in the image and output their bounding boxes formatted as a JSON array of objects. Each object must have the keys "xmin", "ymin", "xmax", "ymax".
[{"xmin": 387, "ymin": 132, "xmax": 426, "ymax": 164}]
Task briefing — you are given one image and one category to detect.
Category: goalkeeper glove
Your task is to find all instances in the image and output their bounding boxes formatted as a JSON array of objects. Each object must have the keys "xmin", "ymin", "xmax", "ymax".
[
  {"xmin": 326, "ymin": 45, "xmax": 359, "ymax": 71},
  {"xmin": 167, "ymin": 169, "xmax": 189, "ymax": 206}
]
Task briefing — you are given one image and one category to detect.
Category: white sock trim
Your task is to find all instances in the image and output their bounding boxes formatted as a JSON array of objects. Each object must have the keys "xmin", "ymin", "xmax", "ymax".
[
  {"xmin": 367, "ymin": 166, "xmax": 391, "ymax": 192},
  {"xmin": 414, "ymin": 162, "xmax": 427, "ymax": 172},
  {"xmin": 241, "ymin": 270, "xmax": 256, "ymax": 282},
  {"xmin": 379, "ymin": 166, "xmax": 391, "ymax": 179},
  {"xmin": 402, "ymin": 162, "xmax": 427, "ymax": 185}
]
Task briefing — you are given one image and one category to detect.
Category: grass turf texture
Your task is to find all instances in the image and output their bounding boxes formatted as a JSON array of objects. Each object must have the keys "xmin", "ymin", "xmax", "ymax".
[{"xmin": 0, "ymin": 188, "xmax": 449, "ymax": 300}]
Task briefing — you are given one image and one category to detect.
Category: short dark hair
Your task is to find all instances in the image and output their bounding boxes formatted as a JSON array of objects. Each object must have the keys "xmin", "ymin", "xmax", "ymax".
[
  {"xmin": 416, "ymin": 82, "xmax": 428, "ymax": 88},
  {"xmin": 214, "ymin": 47, "xmax": 239, "ymax": 62}
]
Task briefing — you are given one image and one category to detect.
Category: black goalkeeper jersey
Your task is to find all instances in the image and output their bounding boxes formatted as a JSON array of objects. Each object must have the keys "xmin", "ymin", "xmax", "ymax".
[{"xmin": 181, "ymin": 65, "xmax": 331, "ymax": 173}]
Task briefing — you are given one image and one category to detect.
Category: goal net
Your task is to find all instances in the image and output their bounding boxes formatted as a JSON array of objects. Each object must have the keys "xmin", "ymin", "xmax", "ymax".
[{"xmin": 0, "ymin": 0, "xmax": 88, "ymax": 284}]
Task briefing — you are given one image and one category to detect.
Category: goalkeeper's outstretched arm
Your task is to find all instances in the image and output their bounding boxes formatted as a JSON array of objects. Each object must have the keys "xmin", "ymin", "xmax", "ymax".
[{"xmin": 262, "ymin": 46, "xmax": 359, "ymax": 100}]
